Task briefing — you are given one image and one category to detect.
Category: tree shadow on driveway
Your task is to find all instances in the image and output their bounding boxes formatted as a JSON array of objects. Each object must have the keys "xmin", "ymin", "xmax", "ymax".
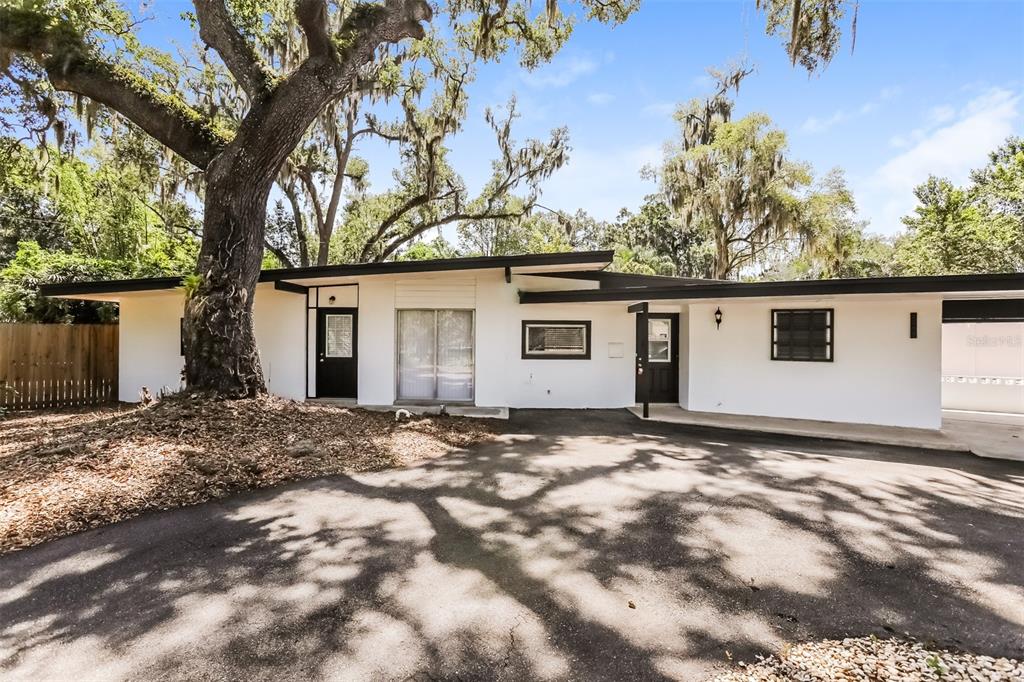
[{"xmin": 1, "ymin": 409, "xmax": 1022, "ymax": 680}]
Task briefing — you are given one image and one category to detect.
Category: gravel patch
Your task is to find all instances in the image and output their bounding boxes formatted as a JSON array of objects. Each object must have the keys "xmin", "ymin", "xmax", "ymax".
[
  {"xmin": 713, "ymin": 637, "xmax": 1024, "ymax": 681},
  {"xmin": 0, "ymin": 396, "xmax": 499, "ymax": 554}
]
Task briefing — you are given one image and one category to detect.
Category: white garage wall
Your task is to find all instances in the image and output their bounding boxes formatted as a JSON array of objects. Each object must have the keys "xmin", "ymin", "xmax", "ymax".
[
  {"xmin": 686, "ymin": 297, "xmax": 943, "ymax": 429},
  {"xmin": 942, "ymin": 322, "xmax": 1024, "ymax": 413}
]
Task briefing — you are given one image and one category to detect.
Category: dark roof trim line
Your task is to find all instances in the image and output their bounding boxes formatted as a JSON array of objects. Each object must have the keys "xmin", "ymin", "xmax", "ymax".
[
  {"xmin": 39, "ymin": 250, "xmax": 615, "ymax": 298},
  {"xmin": 943, "ymin": 298, "xmax": 1024, "ymax": 322},
  {"xmin": 263, "ymin": 250, "xmax": 614, "ymax": 282},
  {"xmin": 519, "ymin": 272, "xmax": 1024, "ymax": 304},
  {"xmin": 40, "ymin": 275, "xmax": 185, "ymax": 297},
  {"xmin": 531, "ymin": 270, "xmax": 731, "ymax": 289}
]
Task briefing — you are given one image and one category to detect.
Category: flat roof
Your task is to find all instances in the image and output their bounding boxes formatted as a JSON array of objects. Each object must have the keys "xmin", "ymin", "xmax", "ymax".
[
  {"xmin": 40, "ymin": 250, "xmax": 615, "ymax": 299},
  {"xmin": 519, "ymin": 271, "xmax": 1024, "ymax": 304}
]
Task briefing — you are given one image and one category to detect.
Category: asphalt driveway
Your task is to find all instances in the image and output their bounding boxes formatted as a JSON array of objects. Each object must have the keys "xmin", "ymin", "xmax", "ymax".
[{"xmin": 2, "ymin": 410, "xmax": 1023, "ymax": 680}]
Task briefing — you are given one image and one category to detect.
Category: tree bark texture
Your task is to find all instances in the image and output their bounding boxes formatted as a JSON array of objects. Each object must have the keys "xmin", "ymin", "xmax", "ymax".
[{"xmin": 2, "ymin": 0, "xmax": 433, "ymax": 397}]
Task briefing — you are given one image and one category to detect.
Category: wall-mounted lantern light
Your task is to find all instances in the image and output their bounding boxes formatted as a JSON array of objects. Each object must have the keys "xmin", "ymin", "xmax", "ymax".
[
  {"xmin": 714, "ymin": 307, "xmax": 723, "ymax": 329},
  {"xmin": 328, "ymin": 295, "xmax": 336, "ymax": 304}
]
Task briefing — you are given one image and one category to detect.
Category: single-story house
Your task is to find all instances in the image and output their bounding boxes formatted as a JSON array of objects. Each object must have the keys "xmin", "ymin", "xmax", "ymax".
[{"xmin": 41, "ymin": 250, "xmax": 1024, "ymax": 430}]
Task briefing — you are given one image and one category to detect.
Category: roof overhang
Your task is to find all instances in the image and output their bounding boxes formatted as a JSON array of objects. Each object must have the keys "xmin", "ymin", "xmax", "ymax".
[
  {"xmin": 943, "ymin": 298, "xmax": 1024, "ymax": 322},
  {"xmin": 40, "ymin": 250, "xmax": 615, "ymax": 301},
  {"xmin": 518, "ymin": 272, "xmax": 1024, "ymax": 304}
]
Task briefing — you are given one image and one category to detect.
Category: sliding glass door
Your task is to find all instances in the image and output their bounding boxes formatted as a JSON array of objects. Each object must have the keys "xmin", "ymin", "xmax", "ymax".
[{"xmin": 397, "ymin": 309, "xmax": 474, "ymax": 402}]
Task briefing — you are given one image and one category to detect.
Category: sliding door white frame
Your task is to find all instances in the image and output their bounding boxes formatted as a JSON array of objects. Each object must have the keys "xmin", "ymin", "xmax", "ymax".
[{"xmin": 396, "ymin": 309, "xmax": 475, "ymax": 403}]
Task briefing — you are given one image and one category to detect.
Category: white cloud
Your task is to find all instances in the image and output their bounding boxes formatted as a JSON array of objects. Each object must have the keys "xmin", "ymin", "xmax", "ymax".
[
  {"xmin": 927, "ymin": 104, "xmax": 956, "ymax": 125},
  {"xmin": 539, "ymin": 143, "xmax": 661, "ymax": 220},
  {"xmin": 642, "ymin": 101, "xmax": 676, "ymax": 118},
  {"xmin": 858, "ymin": 87, "xmax": 1021, "ymax": 234},
  {"xmin": 521, "ymin": 55, "xmax": 597, "ymax": 89},
  {"xmin": 802, "ymin": 85, "xmax": 902, "ymax": 134},
  {"xmin": 802, "ymin": 110, "xmax": 850, "ymax": 134},
  {"xmin": 586, "ymin": 92, "xmax": 614, "ymax": 106}
]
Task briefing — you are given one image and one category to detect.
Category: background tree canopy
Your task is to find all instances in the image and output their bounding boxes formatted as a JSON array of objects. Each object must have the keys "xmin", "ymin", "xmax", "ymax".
[{"xmin": 1, "ymin": 0, "xmax": 1019, "ymax": 375}]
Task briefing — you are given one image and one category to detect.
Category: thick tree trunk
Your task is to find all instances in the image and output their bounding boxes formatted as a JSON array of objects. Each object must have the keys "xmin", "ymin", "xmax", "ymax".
[
  {"xmin": 183, "ymin": 152, "xmax": 274, "ymax": 398},
  {"xmin": 317, "ymin": 234, "xmax": 331, "ymax": 266},
  {"xmin": 714, "ymin": 226, "xmax": 731, "ymax": 280}
]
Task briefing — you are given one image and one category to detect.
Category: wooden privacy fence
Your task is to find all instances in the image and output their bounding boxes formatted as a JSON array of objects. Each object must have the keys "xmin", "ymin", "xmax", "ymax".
[{"xmin": 0, "ymin": 323, "xmax": 118, "ymax": 411}]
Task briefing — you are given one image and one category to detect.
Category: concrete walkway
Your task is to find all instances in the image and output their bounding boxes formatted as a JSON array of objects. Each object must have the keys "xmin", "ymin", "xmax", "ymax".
[
  {"xmin": 943, "ymin": 410, "xmax": 1024, "ymax": 461},
  {"xmin": 628, "ymin": 405, "xmax": 1023, "ymax": 461},
  {"xmin": 2, "ymin": 411, "xmax": 1022, "ymax": 681}
]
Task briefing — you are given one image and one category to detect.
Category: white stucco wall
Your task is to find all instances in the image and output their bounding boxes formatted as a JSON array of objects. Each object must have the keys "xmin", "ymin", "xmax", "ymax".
[
  {"xmin": 115, "ymin": 272, "xmax": 946, "ymax": 428},
  {"xmin": 686, "ymin": 297, "xmax": 943, "ymax": 429},
  {"xmin": 118, "ymin": 292, "xmax": 186, "ymax": 401},
  {"xmin": 479, "ymin": 271, "xmax": 636, "ymax": 408},
  {"xmin": 356, "ymin": 277, "xmax": 397, "ymax": 405},
  {"xmin": 118, "ymin": 284, "xmax": 305, "ymax": 402},
  {"xmin": 253, "ymin": 285, "xmax": 306, "ymax": 400}
]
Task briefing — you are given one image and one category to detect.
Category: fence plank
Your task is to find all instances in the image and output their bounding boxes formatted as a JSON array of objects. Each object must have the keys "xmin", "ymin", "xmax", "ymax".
[{"xmin": 0, "ymin": 323, "xmax": 118, "ymax": 411}]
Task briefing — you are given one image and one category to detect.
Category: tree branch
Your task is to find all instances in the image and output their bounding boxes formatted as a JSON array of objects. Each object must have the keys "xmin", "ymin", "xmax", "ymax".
[
  {"xmin": 295, "ymin": 0, "xmax": 334, "ymax": 58},
  {"xmin": 376, "ymin": 208, "xmax": 523, "ymax": 261},
  {"xmin": 264, "ymin": 239, "xmax": 296, "ymax": 268},
  {"xmin": 0, "ymin": 8, "xmax": 225, "ymax": 169},
  {"xmin": 192, "ymin": 0, "xmax": 274, "ymax": 99}
]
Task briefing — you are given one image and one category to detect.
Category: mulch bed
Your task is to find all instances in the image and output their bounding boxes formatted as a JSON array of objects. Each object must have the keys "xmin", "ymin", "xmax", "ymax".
[
  {"xmin": 713, "ymin": 636, "xmax": 1023, "ymax": 681},
  {"xmin": 0, "ymin": 396, "xmax": 500, "ymax": 554}
]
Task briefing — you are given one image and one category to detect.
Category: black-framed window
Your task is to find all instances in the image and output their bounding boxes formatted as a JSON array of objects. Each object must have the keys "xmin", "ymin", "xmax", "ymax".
[
  {"xmin": 771, "ymin": 309, "xmax": 833, "ymax": 362},
  {"xmin": 522, "ymin": 321, "xmax": 591, "ymax": 359}
]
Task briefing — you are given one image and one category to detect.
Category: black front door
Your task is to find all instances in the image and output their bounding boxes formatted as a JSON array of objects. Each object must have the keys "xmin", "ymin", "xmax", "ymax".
[
  {"xmin": 317, "ymin": 308, "xmax": 358, "ymax": 398},
  {"xmin": 636, "ymin": 313, "xmax": 679, "ymax": 403}
]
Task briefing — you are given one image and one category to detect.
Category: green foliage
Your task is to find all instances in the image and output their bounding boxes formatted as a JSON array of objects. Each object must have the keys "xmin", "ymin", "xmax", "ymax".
[
  {"xmin": 606, "ymin": 197, "xmax": 713, "ymax": 277},
  {"xmin": 893, "ymin": 150, "xmax": 1024, "ymax": 276},
  {"xmin": 610, "ymin": 246, "xmax": 675, "ymax": 276},
  {"xmin": 0, "ymin": 138, "xmax": 65, "ymax": 264},
  {"xmin": 396, "ymin": 237, "xmax": 458, "ymax": 261},
  {"xmin": 0, "ymin": 136, "xmax": 199, "ymax": 321},
  {"xmin": 0, "ymin": 240, "xmax": 124, "ymax": 322},
  {"xmin": 757, "ymin": 0, "xmax": 857, "ymax": 73},
  {"xmin": 659, "ymin": 69, "xmax": 811, "ymax": 279},
  {"xmin": 792, "ymin": 168, "xmax": 895, "ymax": 279}
]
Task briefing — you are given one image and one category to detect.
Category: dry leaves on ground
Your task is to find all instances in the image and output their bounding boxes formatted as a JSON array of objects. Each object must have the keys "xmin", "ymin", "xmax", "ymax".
[
  {"xmin": 0, "ymin": 396, "xmax": 500, "ymax": 554},
  {"xmin": 713, "ymin": 636, "xmax": 1023, "ymax": 681}
]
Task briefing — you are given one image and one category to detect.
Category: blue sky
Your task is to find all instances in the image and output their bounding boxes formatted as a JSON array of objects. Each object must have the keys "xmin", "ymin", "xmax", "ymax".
[{"xmin": 140, "ymin": 0, "xmax": 1024, "ymax": 238}]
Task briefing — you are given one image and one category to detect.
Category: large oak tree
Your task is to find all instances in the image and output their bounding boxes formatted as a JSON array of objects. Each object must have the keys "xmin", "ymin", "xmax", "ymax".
[{"xmin": 0, "ymin": 0, "xmax": 855, "ymax": 397}]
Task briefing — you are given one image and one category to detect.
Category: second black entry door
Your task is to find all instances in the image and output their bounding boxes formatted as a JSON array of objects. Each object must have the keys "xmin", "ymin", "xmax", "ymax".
[
  {"xmin": 316, "ymin": 308, "xmax": 358, "ymax": 398},
  {"xmin": 635, "ymin": 313, "xmax": 679, "ymax": 403}
]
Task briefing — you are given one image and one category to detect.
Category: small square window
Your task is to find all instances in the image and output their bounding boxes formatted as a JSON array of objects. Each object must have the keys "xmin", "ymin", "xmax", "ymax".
[
  {"xmin": 522, "ymin": 321, "xmax": 591, "ymax": 359},
  {"xmin": 772, "ymin": 309, "xmax": 833, "ymax": 362}
]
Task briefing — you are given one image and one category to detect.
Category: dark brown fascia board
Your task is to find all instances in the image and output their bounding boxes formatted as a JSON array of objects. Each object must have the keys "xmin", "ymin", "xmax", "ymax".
[
  {"xmin": 39, "ymin": 250, "xmax": 615, "ymax": 298},
  {"xmin": 273, "ymin": 280, "xmax": 308, "ymax": 295},
  {"xmin": 627, "ymin": 302, "xmax": 649, "ymax": 314},
  {"xmin": 943, "ymin": 298, "xmax": 1024, "ymax": 322},
  {"xmin": 519, "ymin": 272, "xmax": 1024, "ymax": 304},
  {"xmin": 39, "ymin": 276, "xmax": 185, "ymax": 297},
  {"xmin": 263, "ymin": 250, "xmax": 614, "ymax": 282},
  {"xmin": 532, "ymin": 271, "xmax": 732, "ymax": 288}
]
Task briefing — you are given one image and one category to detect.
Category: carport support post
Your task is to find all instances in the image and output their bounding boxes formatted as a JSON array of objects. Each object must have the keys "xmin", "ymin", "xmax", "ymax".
[{"xmin": 628, "ymin": 302, "xmax": 650, "ymax": 418}]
